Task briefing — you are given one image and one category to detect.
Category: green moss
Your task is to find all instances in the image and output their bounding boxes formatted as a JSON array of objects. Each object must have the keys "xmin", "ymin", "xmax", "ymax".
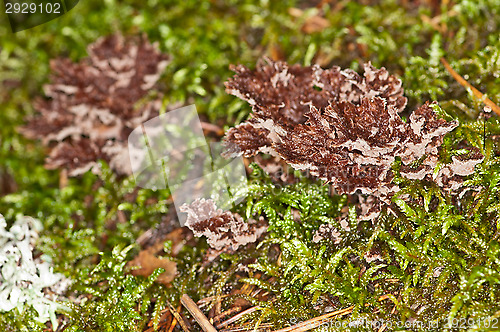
[
  {"xmin": 64, "ymin": 245, "xmax": 165, "ymax": 332},
  {"xmin": 1, "ymin": 0, "xmax": 500, "ymax": 330}
]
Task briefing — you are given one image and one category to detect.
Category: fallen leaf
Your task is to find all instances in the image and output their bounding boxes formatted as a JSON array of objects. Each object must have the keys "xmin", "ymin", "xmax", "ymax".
[
  {"xmin": 129, "ymin": 250, "xmax": 177, "ymax": 285},
  {"xmin": 287, "ymin": 7, "xmax": 330, "ymax": 34},
  {"xmin": 302, "ymin": 15, "xmax": 330, "ymax": 34}
]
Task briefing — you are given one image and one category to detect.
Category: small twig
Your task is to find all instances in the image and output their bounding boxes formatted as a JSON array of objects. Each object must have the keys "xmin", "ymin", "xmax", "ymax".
[
  {"xmin": 214, "ymin": 296, "xmax": 222, "ymax": 320},
  {"xmin": 166, "ymin": 299, "xmax": 191, "ymax": 332},
  {"xmin": 220, "ymin": 323, "xmax": 273, "ymax": 332},
  {"xmin": 271, "ymin": 306, "xmax": 354, "ymax": 332},
  {"xmin": 167, "ymin": 305, "xmax": 183, "ymax": 332},
  {"xmin": 214, "ymin": 306, "xmax": 243, "ymax": 325},
  {"xmin": 216, "ymin": 306, "xmax": 261, "ymax": 329},
  {"xmin": 271, "ymin": 294, "xmax": 392, "ymax": 332},
  {"xmin": 117, "ymin": 210, "xmax": 127, "ymax": 224},
  {"xmin": 201, "ymin": 122, "xmax": 224, "ymax": 136},
  {"xmin": 378, "ymin": 301, "xmax": 398, "ymax": 332},
  {"xmin": 181, "ymin": 294, "xmax": 218, "ymax": 332},
  {"xmin": 440, "ymin": 57, "xmax": 500, "ymax": 116},
  {"xmin": 59, "ymin": 168, "xmax": 68, "ymax": 189},
  {"xmin": 420, "ymin": 8, "xmax": 458, "ymax": 34},
  {"xmin": 196, "ymin": 294, "xmax": 231, "ymax": 308}
]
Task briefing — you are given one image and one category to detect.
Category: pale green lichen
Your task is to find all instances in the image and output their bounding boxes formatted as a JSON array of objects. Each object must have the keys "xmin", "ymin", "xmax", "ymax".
[{"xmin": 0, "ymin": 214, "xmax": 70, "ymax": 330}]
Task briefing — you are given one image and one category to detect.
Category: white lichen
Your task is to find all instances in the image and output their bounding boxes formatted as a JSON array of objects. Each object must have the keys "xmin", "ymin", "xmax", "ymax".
[{"xmin": 0, "ymin": 214, "xmax": 71, "ymax": 329}]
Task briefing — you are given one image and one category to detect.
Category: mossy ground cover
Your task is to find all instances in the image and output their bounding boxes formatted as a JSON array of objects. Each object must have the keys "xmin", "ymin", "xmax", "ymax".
[{"xmin": 1, "ymin": 0, "xmax": 500, "ymax": 331}]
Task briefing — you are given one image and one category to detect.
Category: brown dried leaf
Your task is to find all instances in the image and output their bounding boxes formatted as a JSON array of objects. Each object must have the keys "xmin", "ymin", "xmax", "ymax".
[
  {"xmin": 302, "ymin": 15, "xmax": 330, "ymax": 34},
  {"xmin": 129, "ymin": 250, "xmax": 177, "ymax": 285}
]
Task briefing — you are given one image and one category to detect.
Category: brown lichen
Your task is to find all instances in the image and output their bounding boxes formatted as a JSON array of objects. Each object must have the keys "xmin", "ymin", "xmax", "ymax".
[
  {"xmin": 180, "ymin": 198, "xmax": 266, "ymax": 250},
  {"xmin": 223, "ymin": 58, "xmax": 407, "ymax": 158},
  {"xmin": 223, "ymin": 59, "xmax": 484, "ymax": 220},
  {"xmin": 21, "ymin": 34, "xmax": 169, "ymax": 176}
]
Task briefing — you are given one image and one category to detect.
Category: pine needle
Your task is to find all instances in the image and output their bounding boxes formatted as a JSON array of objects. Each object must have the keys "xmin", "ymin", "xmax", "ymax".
[{"xmin": 441, "ymin": 57, "xmax": 500, "ymax": 116}]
